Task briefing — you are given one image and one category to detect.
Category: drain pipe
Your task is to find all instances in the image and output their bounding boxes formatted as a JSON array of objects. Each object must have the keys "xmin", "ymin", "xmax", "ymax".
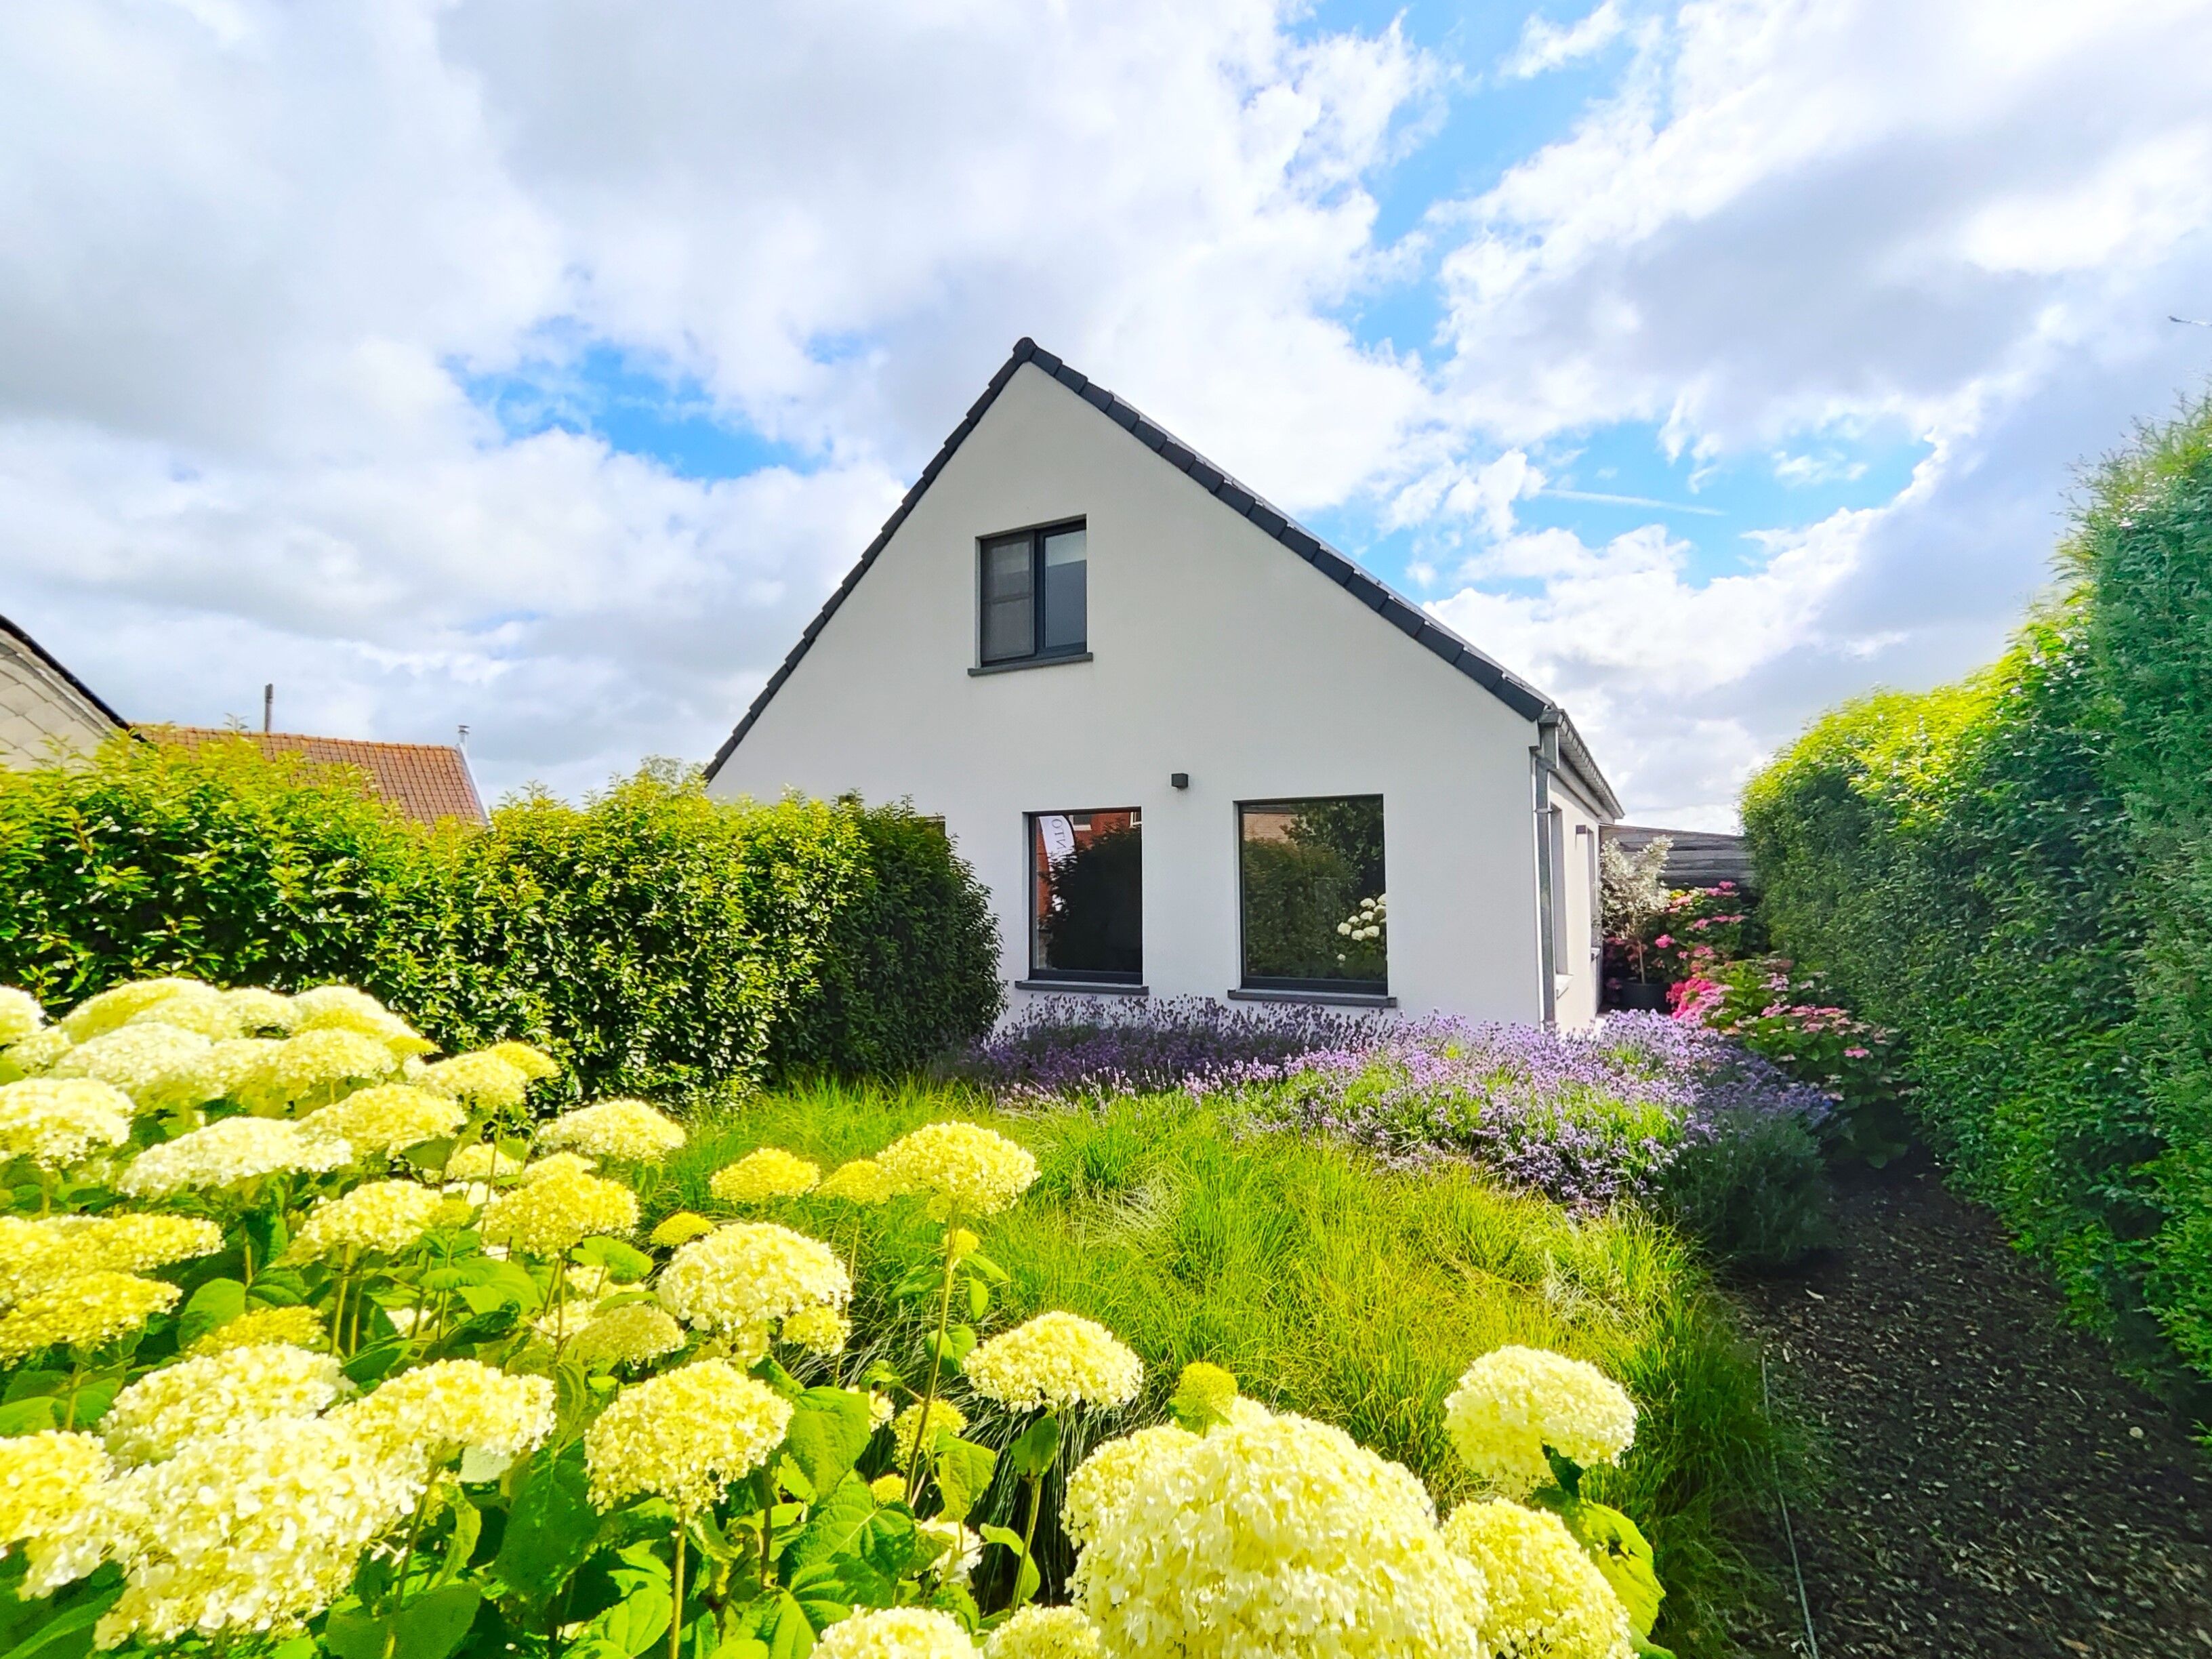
[{"xmin": 1532, "ymin": 708, "xmax": 1561, "ymax": 1028}]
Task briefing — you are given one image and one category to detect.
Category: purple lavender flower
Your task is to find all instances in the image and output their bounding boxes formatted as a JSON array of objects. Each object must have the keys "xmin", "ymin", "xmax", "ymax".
[{"xmin": 942, "ymin": 1001, "xmax": 1828, "ymax": 1214}]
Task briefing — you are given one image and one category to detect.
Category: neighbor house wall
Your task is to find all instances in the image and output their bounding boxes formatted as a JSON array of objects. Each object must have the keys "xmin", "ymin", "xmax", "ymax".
[
  {"xmin": 0, "ymin": 628, "xmax": 118, "ymax": 769},
  {"xmin": 713, "ymin": 361, "xmax": 1561, "ymax": 1022}
]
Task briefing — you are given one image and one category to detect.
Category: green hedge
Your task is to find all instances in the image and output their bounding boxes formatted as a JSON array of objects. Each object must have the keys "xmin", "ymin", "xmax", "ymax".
[
  {"xmin": 0, "ymin": 740, "xmax": 1002, "ymax": 1095},
  {"xmin": 1743, "ymin": 398, "xmax": 2212, "ymax": 1397}
]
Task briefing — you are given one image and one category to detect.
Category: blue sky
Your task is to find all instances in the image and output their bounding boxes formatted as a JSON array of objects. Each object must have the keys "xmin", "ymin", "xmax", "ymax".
[{"xmin": 5, "ymin": 0, "xmax": 2211, "ymax": 824}]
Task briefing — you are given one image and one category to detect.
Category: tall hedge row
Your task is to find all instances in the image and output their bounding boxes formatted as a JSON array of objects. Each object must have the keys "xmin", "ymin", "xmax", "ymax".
[
  {"xmin": 0, "ymin": 740, "xmax": 1003, "ymax": 1095},
  {"xmin": 1743, "ymin": 397, "xmax": 2212, "ymax": 1395}
]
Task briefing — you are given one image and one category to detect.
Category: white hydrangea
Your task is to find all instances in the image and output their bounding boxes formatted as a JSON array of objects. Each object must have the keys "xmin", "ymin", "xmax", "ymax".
[
  {"xmin": 102, "ymin": 1344, "xmax": 350, "ymax": 1465},
  {"xmin": 49, "ymin": 1023, "xmax": 212, "ymax": 1103},
  {"xmin": 118, "ymin": 1118, "xmax": 351, "ymax": 1197}
]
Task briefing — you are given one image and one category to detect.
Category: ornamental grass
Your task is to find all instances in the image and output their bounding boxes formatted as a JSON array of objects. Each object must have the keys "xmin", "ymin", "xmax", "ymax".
[{"xmin": 0, "ymin": 974, "xmax": 1763, "ymax": 1659}]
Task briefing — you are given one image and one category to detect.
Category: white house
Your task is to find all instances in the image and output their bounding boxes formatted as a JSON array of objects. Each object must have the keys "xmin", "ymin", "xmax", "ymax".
[{"xmin": 705, "ymin": 340, "xmax": 1621, "ymax": 1025}]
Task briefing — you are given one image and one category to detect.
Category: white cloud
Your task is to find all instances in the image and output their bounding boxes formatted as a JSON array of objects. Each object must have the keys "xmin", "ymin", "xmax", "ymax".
[
  {"xmin": 1502, "ymin": 2, "xmax": 1628, "ymax": 79},
  {"xmin": 0, "ymin": 0, "xmax": 1436, "ymax": 797},
  {"xmin": 1416, "ymin": 0, "xmax": 2212, "ymax": 825}
]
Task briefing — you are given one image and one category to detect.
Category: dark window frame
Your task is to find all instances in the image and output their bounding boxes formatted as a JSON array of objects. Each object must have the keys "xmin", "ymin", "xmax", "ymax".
[
  {"xmin": 1235, "ymin": 794, "xmax": 1389, "ymax": 996},
  {"xmin": 1025, "ymin": 806, "xmax": 1143, "ymax": 985},
  {"xmin": 979, "ymin": 517, "xmax": 1088, "ymax": 667}
]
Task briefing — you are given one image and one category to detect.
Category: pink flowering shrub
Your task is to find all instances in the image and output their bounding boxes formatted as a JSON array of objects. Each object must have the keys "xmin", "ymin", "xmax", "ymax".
[
  {"xmin": 1603, "ymin": 882, "xmax": 1761, "ymax": 1000},
  {"xmin": 1670, "ymin": 958, "xmax": 1914, "ymax": 1165}
]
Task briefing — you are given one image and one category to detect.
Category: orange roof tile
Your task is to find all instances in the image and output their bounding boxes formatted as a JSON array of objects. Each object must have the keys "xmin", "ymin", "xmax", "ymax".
[{"xmin": 145, "ymin": 726, "xmax": 487, "ymax": 828}]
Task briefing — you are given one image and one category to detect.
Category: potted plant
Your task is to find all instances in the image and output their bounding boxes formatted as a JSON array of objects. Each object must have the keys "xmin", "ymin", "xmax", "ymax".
[{"xmin": 1600, "ymin": 835, "xmax": 1674, "ymax": 1009}]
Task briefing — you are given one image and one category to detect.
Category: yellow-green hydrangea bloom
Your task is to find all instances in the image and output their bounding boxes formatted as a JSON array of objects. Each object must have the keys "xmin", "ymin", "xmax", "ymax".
[
  {"xmin": 237, "ymin": 1029, "xmax": 401, "ymax": 1112},
  {"xmin": 709, "ymin": 1146, "xmax": 821, "ymax": 1202},
  {"xmin": 59, "ymin": 978, "xmax": 210, "ymax": 1041},
  {"xmin": 567, "ymin": 1303, "xmax": 686, "ymax": 1369},
  {"xmin": 649, "ymin": 1210, "xmax": 716, "ymax": 1247},
  {"xmin": 962, "ymin": 1312, "xmax": 1142, "ymax": 1412},
  {"xmin": 539, "ymin": 1099, "xmax": 687, "ymax": 1162},
  {"xmin": 285, "ymin": 1181, "xmax": 445, "ymax": 1261},
  {"xmin": 484, "ymin": 1040, "xmax": 560, "ymax": 1080},
  {"xmin": 189, "ymin": 1305, "xmax": 327, "ymax": 1355},
  {"xmin": 0, "ymin": 1430, "xmax": 115, "ymax": 1596},
  {"xmin": 102, "ymin": 1343, "xmax": 349, "ymax": 1464},
  {"xmin": 49, "ymin": 1023, "xmax": 211, "ymax": 1103},
  {"xmin": 1059, "ymin": 1424, "xmax": 1200, "ymax": 1551},
  {"xmin": 118, "ymin": 1118, "xmax": 350, "ymax": 1197},
  {"xmin": 817, "ymin": 1157, "xmax": 898, "ymax": 1204},
  {"xmin": 877, "ymin": 1122, "xmax": 1037, "ymax": 1218},
  {"xmin": 983, "ymin": 1605, "xmax": 1104, "ymax": 1659},
  {"xmin": 157, "ymin": 1038, "xmax": 285, "ymax": 1111},
  {"xmin": 3, "ymin": 1026, "xmax": 74, "ymax": 1076},
  {"xmin": 287, "ymin": 985, "xmax": 418, "ymax": 1044},
  {"xmin": 299, "ymin": 1084, "xmax": 464, "ymax": 1157},
  {"xmin": 95, "ymin": 1414, "xmax": 423, "ymax": 1647},
  {"xmin": 1443, "ymin": 1498, "xmax": 1635, "ymax": 1658},
  {"xmin": 869, "ymin": 1473, "xmax": 908, "ymax": 1503},
  {"xmin": 1074, "ymin": 1408, "xmax": 1489, "ymax": 1659},
  {"xmin": 0, "ymin": 989, "xmax": 44, "ymax": 1048},
  {"xmin": 0, "ymin": 1271, "xmax": 180, "ymax": 1361},
  {"xmin": 778, "ymin": 1304, "xmax": 851, "ymax": 1356},
  {"xmin": 813, "ymin": 1608, "xmax": 978, "ymax": 1659},
  {"xmin": 479, "ymin": 1167, "xmax": 638, "ymax": 1256},
  {"xmin": 0, "ymin": 1077, "xmax": 134, "ymax": 1169},
  {"xmin": 220, "ymin": 988, "xmax": 295, "ymax": 1035},
  {"xmin": 518, "ymin": 1151, "xmax": 599, "ymax": 1185},
  {"xmin": 888, "ymin": 1399, "xmax": 967, "ymax": 1469},
  {"xmin": 1442, "ymin": 1346, "xmax": 1638, "ymax": 1498},
  {"xmin": 122, "ymin": 987, "xmax": 243, "ymax": 1041},
  {"xmin": 416, "ymin": 1052, "xmax": 531, "ymax": 1112},
  {"xmin": 583, "ymin": 1359, "xmax": 792, "ymax": 1517},
  {"xmin": 82, "ymin": 1213, "xmax": 225, "ymax": 1276},
  {"xmin": 345, "ymin": 1359, "xmax": 555, "ymax": 1466},
  {"xmin": 655, "ymin": 1221, "xmax": 849, "ymax": 1335},
  {"xmin": 442, "ymin": 1143, "xmax": 523, "ymax": 1182}
]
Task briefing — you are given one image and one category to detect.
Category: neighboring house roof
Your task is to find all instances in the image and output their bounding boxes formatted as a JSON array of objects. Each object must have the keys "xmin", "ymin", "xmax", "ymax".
[
  {"xmin": 1604, "ymin": 824, "xmax": 1755, "ymax": 890},
  {"xmin": 145, "ymin": 726, "xmax": 488, "ymax": 828},
  {"xmin": 704, "ymin": 338, "xmax": 1622, "ymax": 819},
  {"xmin": 0, "ymin": 612, "xmax": 128, "ymax": 729}
]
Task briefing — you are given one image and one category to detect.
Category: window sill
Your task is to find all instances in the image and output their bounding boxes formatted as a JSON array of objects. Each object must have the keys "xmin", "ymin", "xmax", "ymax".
[
  {"xmin": 970, "ymin": 652, "xmax": 1092, "ymax": 677},
  {"xmin": 1015, "ymin": 979, "xmax": 1149, "ymax": 997},
  {"xmin": 1228, "ymin": 987, "xmax": 1397, "ymax": 1010}
]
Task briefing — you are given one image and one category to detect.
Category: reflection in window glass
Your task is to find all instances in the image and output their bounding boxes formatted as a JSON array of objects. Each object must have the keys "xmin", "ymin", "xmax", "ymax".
[
  {"xmin": 1040, "ymin": 527, "xmax": 1087, "ymax": 654},
  {"xmin": 1029, "ymin": 808, "xmax": 1142, "ymax": 981},
  {"xmin": 1239, "ymin": 796, "xmax": 1386, "ymax": 991},
  {"xmin": 981, "ymin": 534, "xmax": 1036, "ymax": 662}
]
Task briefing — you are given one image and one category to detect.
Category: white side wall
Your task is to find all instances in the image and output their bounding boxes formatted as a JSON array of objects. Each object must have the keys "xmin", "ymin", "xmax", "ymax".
[
  {"xmin": 0, "ymin": 633, "xmax": 115, "ymax": 768},
  {"xmin": 714, "ymin": 362, "xmax": 1601, "ymax": 1024}
]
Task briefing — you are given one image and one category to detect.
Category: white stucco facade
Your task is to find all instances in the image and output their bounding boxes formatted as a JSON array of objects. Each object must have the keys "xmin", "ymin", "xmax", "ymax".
[{"xmin": 708, "ymin": 349, "xmax": 1617, "ymax": 1025}]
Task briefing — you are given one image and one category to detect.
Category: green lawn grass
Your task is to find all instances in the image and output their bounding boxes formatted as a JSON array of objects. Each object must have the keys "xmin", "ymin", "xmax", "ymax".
[{"xmin": 635, "ymin": 1078, "xmax": 1784, "ymax": 1657}]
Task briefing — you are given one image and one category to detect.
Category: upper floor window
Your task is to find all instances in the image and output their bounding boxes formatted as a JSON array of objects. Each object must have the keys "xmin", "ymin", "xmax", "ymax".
[{"xmin": 981, "ymin": 521, "xmax": 1086, "ymax": 665}]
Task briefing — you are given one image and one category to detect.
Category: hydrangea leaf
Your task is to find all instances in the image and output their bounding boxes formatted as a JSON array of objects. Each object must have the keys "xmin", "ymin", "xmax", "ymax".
[
  {"xmin": 323, "ymin": 1585, "xmax": 483, "ymax": 1659},
  {"xmin": 1535, "ymin": 1491, "xmax": 1665, "ymax": 1640},
  {"xmin": 779, "ymin": 1387, "xmax": 876, "ymax": 1496},
  {"xmin": 492, "ymin": 1442, "xmax": 598, "ymax": 1612},
  {"xmin": 175, "ymin": 1277, "xmax": 246, "ymax": 1349},
  {"xmin": 932, "ymin": 1435, "xmax": 997, "ymax": 1524},
  {"xmin": 979, "ymin": 1523, "xmax": 1040, "ymax": 1606},
  {"xmin": 1008, "ymin": 1414, "xmax": 1060, "ymax": 1478}
]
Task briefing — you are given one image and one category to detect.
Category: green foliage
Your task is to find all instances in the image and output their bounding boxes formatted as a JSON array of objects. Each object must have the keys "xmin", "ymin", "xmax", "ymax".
[
  {"xmin": 668, "ymin": 1080, "xmax": 1787, "ymax": 1657},
  {"xmin": 1741, "ymin": 396, "xmax": 2212, "ymax": 1400},
  {"xmin": 0, "ymin": 743, "xmax": 1001, "ymax": 1093},
  {"xmin": 1654, "ymin": 1109, "xmax": 1832, "ymax": 1271},
  {"xmin": 766, "ymin": 809, "xmax": 1003, "ymax": 1077}
]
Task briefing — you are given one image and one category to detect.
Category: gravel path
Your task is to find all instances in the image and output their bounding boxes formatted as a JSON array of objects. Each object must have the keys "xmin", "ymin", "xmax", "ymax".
[{"xmin": 1732, "ymin": 1155, "xmax": 2212, "ymax": 1658}]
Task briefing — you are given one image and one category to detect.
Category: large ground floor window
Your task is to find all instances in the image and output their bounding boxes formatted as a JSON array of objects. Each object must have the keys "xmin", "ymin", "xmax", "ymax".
[
  {"xmin": 1238, "ymin": 796, "xmax": 1386, "ymax": 993},
  {"xmin": 1028, "ymin": 808, "xmax": 1143, "ymax": 982}
]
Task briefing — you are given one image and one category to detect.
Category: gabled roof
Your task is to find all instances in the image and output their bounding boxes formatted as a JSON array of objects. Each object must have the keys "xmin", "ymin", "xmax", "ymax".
[
  {"xmin": 705, "ymin": 338, "xmax": 1621, "ymax": 818},
  {"xmin": 0, "ymin": 612, "xmax": 127, "ymax": 729},
  {"xmin": 145, "ymin": 726, "xmax": 488, "ymax": 828}
]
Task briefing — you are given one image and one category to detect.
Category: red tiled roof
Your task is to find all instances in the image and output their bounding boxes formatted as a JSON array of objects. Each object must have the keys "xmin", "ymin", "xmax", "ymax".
[{"xmin": 145, "ymin": 726, "xmax": 487, "ymax": 827}]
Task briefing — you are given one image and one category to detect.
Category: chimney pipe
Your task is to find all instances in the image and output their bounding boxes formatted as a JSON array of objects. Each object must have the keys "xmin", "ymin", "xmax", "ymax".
[{"xmin": 262, "ymin": 684, "xmax": 272, "ymax": 735}]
